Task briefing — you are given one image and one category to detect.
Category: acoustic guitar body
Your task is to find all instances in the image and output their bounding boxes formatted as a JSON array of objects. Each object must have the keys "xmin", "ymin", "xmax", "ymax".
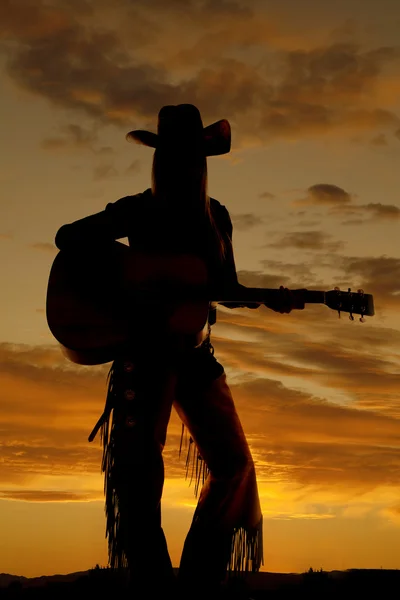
[{"xmin": 46, "ymin": 242, "xmax": 211, "ymax": 365}]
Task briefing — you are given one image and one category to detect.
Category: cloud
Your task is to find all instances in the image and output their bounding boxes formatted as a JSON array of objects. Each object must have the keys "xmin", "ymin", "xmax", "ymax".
[
  {"xmin": 296, "ymin": 184, "xmax": 353, "ymax": 206},
  {"xmin": 40, "ymin": 124, "xmax": 98, "ymax": 151},
  {"xmin": 0, "ymin": 342, "xmax": 185, "ymax": 490},
  {"xmin": 1, "ymin": 297, "xmax": 400, "ymax": 505},
  {"xmin": 259, "ymin": 191, "xmax": 276, "ymax": 200},
  {"xmin": 93, "ymin": 164, "xmax": 118, "ymax": 180},
  {"xmin": 296, "ymin": 220, "xmax": 322, "ymax": 227},
  {"xmin": 290, "ymin": 184, "xmax": 400, "ymax": 224},
  {"xmin": 214, "ymin": 301, "xmax": 400, "ymax": 402},
  {"xmin": 30, "ymin": 242, "xmax": 57, "ymax": 253},
  {"xmin": 1, "ymin": 2, "xmax": 399, "ymax": 145},
  {"xmin": 370, "ymin": 133, "xmax": 388, "ymax": 146},
  {"xmin": 231, "ymin": 213, "xmax": 261, "ymax": 232},
  {"xmin": 259, "ymin": 260, "xmax": 320, "ymax": 287},
  {"xmin": 265, "ymin": 230, "xmax": 344, "ymax": 252},
  {"xmin": 339, "ymin": 255, "xmax": 400, "ymax": 310},
  {"xmin": 237, "ymin": 269, "xmax": 292, "ymax": 290},
  {"xmin": 97, "ymin": 146, "xmax": 114, "ymax": 155},
  {"xmin": 0, "ymin": 490, "xmax": 99, "ymax": 502},
  {"xmin": 363, "ymin": 203, "xmax": 400, "ymax": 219},
  {"xmin": 125, "ymin": 159, "xmax": 141, "ymax": 174}
]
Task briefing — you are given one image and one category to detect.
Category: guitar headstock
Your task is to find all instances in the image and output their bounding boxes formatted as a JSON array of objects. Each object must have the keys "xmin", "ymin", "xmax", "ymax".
[{"xmin": 325, "ymin": 287, "xmax": 374, "ymax": 321}]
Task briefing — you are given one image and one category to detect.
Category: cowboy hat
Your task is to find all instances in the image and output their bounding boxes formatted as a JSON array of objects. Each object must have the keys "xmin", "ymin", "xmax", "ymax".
[{"xmin": 126, "ymin": 104, "xmax": 231, "ymax": 156}]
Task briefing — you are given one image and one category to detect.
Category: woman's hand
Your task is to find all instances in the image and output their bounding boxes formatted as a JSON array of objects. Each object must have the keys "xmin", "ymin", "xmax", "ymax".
[{"xmin": 264, "ymin": 286, "xmax": 305, "ymax": 314}]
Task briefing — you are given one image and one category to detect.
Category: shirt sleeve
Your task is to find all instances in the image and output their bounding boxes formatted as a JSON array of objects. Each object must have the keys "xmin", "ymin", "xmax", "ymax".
[
  {"xmin": 219, "ymin": 206, "xmax": 239, "ymax": 288},
  {"xmin": 54, "ymin": 192, "xmax": 145, "ymax": 250},
  {"xmin": 218, "ymin": 205, "xmax": 258, "ymax": 308}
]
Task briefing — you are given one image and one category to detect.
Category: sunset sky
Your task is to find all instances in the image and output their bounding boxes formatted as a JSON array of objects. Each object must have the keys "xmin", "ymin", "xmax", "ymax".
[{"xmin": 1, "ymin": 0, "xmax": 400, "ymax": 579}]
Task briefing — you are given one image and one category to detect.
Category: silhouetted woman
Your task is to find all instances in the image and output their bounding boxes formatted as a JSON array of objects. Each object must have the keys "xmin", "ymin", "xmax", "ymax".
[{"xmin": 55, "ymin": 104, "xmax": 295, "ymax": 599}]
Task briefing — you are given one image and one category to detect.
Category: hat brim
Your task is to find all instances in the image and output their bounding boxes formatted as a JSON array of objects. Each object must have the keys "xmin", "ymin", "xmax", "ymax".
[{"xmin": 126, "ymin": 119, "xmax": 231, "ymax": 156}]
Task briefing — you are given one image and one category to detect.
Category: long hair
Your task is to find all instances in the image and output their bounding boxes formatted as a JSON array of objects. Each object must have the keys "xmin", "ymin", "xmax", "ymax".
[{"xmin": 151, "ymin": 147, "xmax": 227, "ymax": 263}]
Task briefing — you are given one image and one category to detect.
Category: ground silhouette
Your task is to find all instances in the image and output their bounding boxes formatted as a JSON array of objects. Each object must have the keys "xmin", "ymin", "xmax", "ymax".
[{"xmin": 0, "ymin": 566, "xmax": 399, "ymax": 598}]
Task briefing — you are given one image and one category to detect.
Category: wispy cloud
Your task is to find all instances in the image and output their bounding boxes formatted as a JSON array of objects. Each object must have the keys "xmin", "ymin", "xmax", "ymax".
[
  {"xmin": 362, "ymin": 203, "xmax": 400, "ymax": 219},
  {"xmin": 41, "ymin": 124, "xmax": 98, "ymax": 150},
  {"xmin": 259, "ymin": 191, "xmax": 276, "ymax": 200},
  {"xmin": 30, "ymin": 242, "xmax": 57, "ymax": 253},
  {"xmin": 289, "ymin": 183, "xmax": 399, "ymax": 224},
  {"xmin": 339, "ymin": 255, "xmax": 400, "ymax": 309},
  {"xmin": 93, "ymin": 163, "xmax": 118, "ymax": 180},
  {"xmin": 0, "ymin": 490, "xmax": 100, "ymax": 502},
  {"xmin": 370, "ymin": 133, "xmax": 388, "ymax": 146},
  {"xmin": 125, "ymin": 159, "xmax": 141, "ymax": 175},
  {"xmin": 231, "ymin": 213, "xmax": 262, "ymax": 231},
  {"xmin": 265, "ymin": 230, "xmax": 344, "ymax": 252}
]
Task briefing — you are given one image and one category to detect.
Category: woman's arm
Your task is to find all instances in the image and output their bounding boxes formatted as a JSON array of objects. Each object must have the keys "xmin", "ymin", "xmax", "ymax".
[
  {"xmin": 219, "ymin": 206, "xmax": 297, "ymax": 313},
  {"xmin": 218, "ymin": 206, "xmax": 260, "ymax": 309},
  {"xmin": 55, "ymin": 193, "xmax": 146, "ymax": 250}
]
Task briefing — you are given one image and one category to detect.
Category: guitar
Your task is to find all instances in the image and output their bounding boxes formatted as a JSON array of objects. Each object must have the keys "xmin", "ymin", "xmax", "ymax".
[{"xmin": 46, "ymin": 241, "xmax": 375, "ymax": 366}]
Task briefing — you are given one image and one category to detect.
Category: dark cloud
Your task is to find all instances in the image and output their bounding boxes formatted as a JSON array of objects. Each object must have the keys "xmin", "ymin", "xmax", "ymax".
[
  {"xmin": 363, "ymin": 203, "xmax": 400, "ymax": 219},
  {"xmin": 339, "ymin": 255, "xmax": 400, "ymax": 309},
  {"xmin": 231, "ymin": 213, "xmax": 261, "ymax": 232},
  {"xmin": 266, "ymin": 230, "xmax": 344, "ymax": 252},
  {"xmin": 1, "ymin": 2, "xmax": 399, "ymax": 144},
  {"xmin": 297, "ymin": 184, "xmax": 353, "ymax": 206}
]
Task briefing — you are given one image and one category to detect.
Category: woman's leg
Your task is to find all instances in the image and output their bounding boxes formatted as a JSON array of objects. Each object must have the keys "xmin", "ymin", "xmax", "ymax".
[
  {"xmin": 101, "ymin": 357, "xmax": 176, "ymax": 593},
  {"xmin": 173, "ymin": 348, "xmax": 263, "ymax": 594}
]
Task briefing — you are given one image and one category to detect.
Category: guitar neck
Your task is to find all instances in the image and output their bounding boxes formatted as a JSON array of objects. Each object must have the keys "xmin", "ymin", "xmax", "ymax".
[{"xmin": 214, "ymin": 288, "xmax": 324, "ymax": 304}]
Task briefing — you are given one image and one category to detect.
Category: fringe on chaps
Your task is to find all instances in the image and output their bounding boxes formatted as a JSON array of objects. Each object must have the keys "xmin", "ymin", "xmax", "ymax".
[{"xmin": 89, "ymin": 355, "xmax": 264, "ymax": 579}]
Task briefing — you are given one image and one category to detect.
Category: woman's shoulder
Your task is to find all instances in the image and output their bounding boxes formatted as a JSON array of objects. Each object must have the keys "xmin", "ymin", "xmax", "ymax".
[
  {"xmin": 105, "ymin": 188, "xmax": 152, "ymax": 216},
  {"xmin": 210, "ymin": 197, "xmax": 232, "ymax": 233}
]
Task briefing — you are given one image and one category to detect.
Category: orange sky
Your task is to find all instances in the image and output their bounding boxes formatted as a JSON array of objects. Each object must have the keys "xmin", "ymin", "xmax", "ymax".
[{"xmin": 1, "ymin": 0, "xmax": 400, "ymax": 578}]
